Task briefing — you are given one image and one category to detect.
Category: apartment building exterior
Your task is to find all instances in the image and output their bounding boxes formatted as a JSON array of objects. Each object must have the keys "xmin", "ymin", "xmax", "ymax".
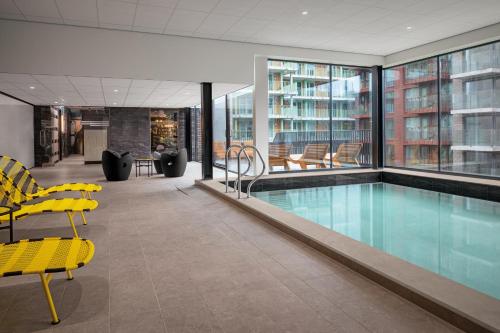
[
  {"xmin": 384, "ymin": 58, "xmax": 449, "ymax": 169},
  {"xmin": 266, "ymin": 60, "xmax": 372, "ymax": 165},
  {"xmin": 445, "ymin": 42, "xmax": 500, "ymax": 176},
  {"xmin": 384, "ymin": 41, "xmax": 499, "ymax": 176}
]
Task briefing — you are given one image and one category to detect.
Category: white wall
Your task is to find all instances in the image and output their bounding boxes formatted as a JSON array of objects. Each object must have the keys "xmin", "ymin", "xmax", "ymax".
[
  {"xmin": 0, "ymin": 20, "xmax": 383, "ymax": 85},
  {"xmin": 0, "ymin": 94, "xmax": 34, "ymax": 168},
  {"xmin": 385, "ymin": 22, "xmax": 500, "ymax": 67}
]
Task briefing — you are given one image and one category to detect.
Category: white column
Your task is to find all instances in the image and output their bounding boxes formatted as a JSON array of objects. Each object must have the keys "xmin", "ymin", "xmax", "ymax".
[{"xmin": 253, "ymin": 55, "xmax": 269, "ymax": 175}]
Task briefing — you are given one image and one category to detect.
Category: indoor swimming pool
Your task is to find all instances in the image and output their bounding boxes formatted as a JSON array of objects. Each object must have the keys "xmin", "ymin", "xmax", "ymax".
[{"xmin": 254, "ymin": 182, "xmax": 500, "ymax": 300}]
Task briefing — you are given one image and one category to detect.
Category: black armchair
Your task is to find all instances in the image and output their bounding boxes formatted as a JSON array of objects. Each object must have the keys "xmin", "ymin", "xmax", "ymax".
[
  {"xmin": 160, "ymin": 148, "xmax": 187, "ymax": 177},
  {"xmin": 102, "ymin": 150, "xmax": 133, "ymax": 181}
]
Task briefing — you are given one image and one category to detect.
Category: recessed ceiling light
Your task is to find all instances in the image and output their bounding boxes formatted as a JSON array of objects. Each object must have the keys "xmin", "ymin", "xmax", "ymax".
[
  {"xmin": 112, "ymin": 102, "xmax": 117, "ymax": 105},
  {"xmin": 301, "ymin": 10, "xmax": 308, "ymax": 15},
  {"xmin": 54, "ymin": 101, "xmax": 59, "ymax": 104},
  {"xmin": 406, "ymin": 26, "xmax": 413, "ymax": 31},
  {"xmin": 113, "ymin": 89, "xmax": 119, "ymax": 92},
  {"xmin": 29, "ymin": 86, "xmax": 35, "ymax": 90}
]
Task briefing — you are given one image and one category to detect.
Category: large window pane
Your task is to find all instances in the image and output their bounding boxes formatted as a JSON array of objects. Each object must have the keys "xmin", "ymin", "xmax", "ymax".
[
  {"xmin": 384, "ymin": 58, "xmax": 439, "ymax": 169},
  {"xmin": 229, "ymin": 86, "xmax": 253, "ymax": 146},
  {"xmin": 440, "ymin": 41, "xmax": 500, "ymax": 176},
  {"xmin": 268, "ymin": 60, "xmax": 330, "ymax": 171},
  {"xmin": 332, "ymin": 66, "xmax": 372, "ymax": 167},
  {"xmin": 212, "ymin": 96, "xmax": 226, "ymax": 167},
  {"xmin": 268, "ymin": 60, "xmax": 372, "ymax": 172}
]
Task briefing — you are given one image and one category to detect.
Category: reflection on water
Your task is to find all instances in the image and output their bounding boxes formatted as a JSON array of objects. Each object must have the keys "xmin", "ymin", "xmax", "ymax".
[{"xmin": 255, "ymin": 183, "xmax": 500, "ymax": 300}]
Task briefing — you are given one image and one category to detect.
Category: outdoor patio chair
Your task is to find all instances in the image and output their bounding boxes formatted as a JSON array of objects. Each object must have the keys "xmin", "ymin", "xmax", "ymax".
[
  {"xmin": 0, "ymin": 155, "xmax": 102, "ymax": 201},
  {"xmin": 0, "ymin": 174, "xmax": 98, "ymax": 241},
  {"xmin": 269, "ymin": 143, "xmax": 293, "ymax": 170},
  {"xmin": 332, "ymin": 143, "xmax": 363, "ymax": 167},
  {"xmin": 289, "ymin": 143, "xmax": 329, "ymax": 170},
  {"xmin": 0, "ymin": 237, "xmax": 95, "ymax": 324}
]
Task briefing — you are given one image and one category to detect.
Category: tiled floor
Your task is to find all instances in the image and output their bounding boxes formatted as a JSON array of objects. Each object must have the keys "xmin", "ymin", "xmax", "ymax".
[{"xmin": 0, "ymin": 155, "xmax": 461, "ymax": 332}]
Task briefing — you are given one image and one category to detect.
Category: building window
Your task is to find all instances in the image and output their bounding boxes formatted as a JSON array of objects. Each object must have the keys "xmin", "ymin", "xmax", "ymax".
[{"xmin": 386, "ymin": 119, "xmax": 394, "ymax": 139}]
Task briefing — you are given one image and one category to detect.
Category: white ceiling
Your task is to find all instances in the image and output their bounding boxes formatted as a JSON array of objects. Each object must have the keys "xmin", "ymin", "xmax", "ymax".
[
  {"xmin": 0, "ymin": 73, "xmax": 247, "ymax": 107},
  {"xmin": 0, "ymin": 0, "xmax": 499, "ymax": 55}
]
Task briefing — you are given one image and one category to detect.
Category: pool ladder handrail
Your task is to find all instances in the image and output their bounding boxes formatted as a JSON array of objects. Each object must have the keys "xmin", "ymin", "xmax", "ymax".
[
  {"xmin": 225, "ymin": 143, "xmax": 252, "ymax": 193},
  {"xmin": 237, "ymin": 144, "xmax": 266, "ymax": 199}
]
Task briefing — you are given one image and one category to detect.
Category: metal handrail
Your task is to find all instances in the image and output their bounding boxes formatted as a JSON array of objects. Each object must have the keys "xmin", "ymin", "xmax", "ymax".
[
  {"xmin": 225, "ymin": 143, "xmax": 251, "ymax": 193},
  {"xmin": 237, "ymin": 144, "xmax": 266, "ymax": 199}
]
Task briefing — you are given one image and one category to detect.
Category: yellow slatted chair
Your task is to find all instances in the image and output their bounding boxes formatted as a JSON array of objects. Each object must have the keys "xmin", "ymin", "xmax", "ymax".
[
  {"xmin": 0, "ymin": 155, "xmax": 102, "ymax": 201},
  {"xmin": 0, "ymin": 174, "xmax": 98, "ymax": 241},
  {"xmin": 0, "ymin": 237, "xmax": 95, "ymax": 324}
]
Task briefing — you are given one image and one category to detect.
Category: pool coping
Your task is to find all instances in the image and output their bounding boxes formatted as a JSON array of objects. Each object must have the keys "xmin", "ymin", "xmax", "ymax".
[{"xmin": 196, "ymin": 170, "xmax": 500, "ymax": 333}]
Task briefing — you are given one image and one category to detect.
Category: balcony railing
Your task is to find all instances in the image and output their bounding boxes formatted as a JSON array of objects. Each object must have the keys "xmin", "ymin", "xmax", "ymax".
[
  {"xmin": 405, "ymin": 127, "xmax": 438, "ymax": 141},
  {"xmin": 450, "ymin": 47, "xmax": 500, "ymax": 74},
  {"xmin": 405, "ymin": 95, "xmax": 438, "ymax": 112},
  {"xmin": 451, "ymin": 129, "xmax": 500, "ymax": 147},
  {"xmin": 270, "ymin": 130, "xmax": 372, "ymax": 165},
  {"xmin": 451, "ymin": 91, "xmax": 500, "ymax": 110},
  {"xmin": 232, "ymin": 130, "xmax": 253, "ymax": 142}
]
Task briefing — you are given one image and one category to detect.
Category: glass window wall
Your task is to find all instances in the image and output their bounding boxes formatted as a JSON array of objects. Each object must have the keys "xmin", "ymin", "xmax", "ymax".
[
  {"xmin": 268, "ymin": 60, "xmax": 372, "ymax": 172},
  {"xmin": 212, "ymin": 96, "xmax": 227, "ymax": 167},
  {"xmin": 384, "ymin": 40, "xmax": 500, "ymax": 178},
  {"xmin": 440, "ymin": 41, "xmax": 500, "ymax": 177},
  {"xmin": 383, "ymin": 58, "xmax": 439, "ymax": 169}
]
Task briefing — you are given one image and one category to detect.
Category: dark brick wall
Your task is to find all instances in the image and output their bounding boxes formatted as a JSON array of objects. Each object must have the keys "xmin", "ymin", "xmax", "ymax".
[
  {"xmin": 81, "ymin": 108, "xmax": 109, "ymax": 122},
  {"xmin": 177, "ymin": 109, "xmax": 186, "ymax": 149},
  {"xmin": 108, "ymin": 108, "xmax": 151, "ymax": 158}
]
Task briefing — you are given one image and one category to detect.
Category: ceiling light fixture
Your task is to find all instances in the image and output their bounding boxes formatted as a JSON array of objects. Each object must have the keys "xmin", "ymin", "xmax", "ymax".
[
  {"xmin": 54, "ymin": 101, "xmax": 59, "ymax": 104},
  {"xmin": 406, "ymin": 26, "xmax": 413, "ymax": 31},
  {"xmin": 113, "ymin": 89, "xmax": 119, "ymax": 92},
  {"xmin": 112, "ymin": 102, "xmax": 117, "ymax": 105},
  {"xmin": 29, "ymin": 86, "xmax": 35, "ymax": 90},
  {"xmin": 301, "ymin": 10, "xmax": 308, "ymax": 15}
]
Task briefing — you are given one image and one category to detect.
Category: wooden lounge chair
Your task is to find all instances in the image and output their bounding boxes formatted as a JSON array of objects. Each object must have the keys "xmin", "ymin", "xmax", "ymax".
[
  {"xmin": 212, "ymin": 142, "xmax": 227, "ymax": 162},
  {"xmin": 0, "ymin": 174, "xmax": 98, "ymax": 241},
  {"xmin": 0, "ymin": 237, "xmax": 95, "ymax": 324},
  {"xmin": 269, "ymin": 143, "xmax": 293, "ymax": 171},
  {"xmin": 332, "ymin": 143, "xmax": 363, "ymax": 167},
  {"xmin": 289, "ymin": 143, "xmax": 329, "ymax": 170},
  {"xmin": 0, "ymin": 155, "xmax": 102, "ymax": 201}
]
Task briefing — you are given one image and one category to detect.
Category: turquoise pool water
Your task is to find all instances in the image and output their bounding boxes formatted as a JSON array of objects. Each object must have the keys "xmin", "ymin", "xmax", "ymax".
[{"xmin": 254, "ymin": 183, "xmax": 500, "ymax": 300}]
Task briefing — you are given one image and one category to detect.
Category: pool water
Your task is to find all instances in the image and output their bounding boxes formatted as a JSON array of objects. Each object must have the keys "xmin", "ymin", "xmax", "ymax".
[{"xmin": 254, "ymin": 183, "xmax": 500, "ymax": 300}]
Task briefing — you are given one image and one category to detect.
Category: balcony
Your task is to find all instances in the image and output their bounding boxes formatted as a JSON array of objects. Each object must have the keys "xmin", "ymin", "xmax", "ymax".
[
  {"xmin": 451, "ymin": 91, "xmax": 500, "ymax": 114},
  {"xmin": 451, "ymin": 129, "xmax": 500, "ymax": 151},
  {"xmin": 405, "ymin": 95, "xmax": 438, "ymax": 113},
  {"xmin": 291, "ymin": 74, "xmax": 330, "ymax": 81},
  {"xmin": 404, "ymin": 127, "xmax": 439, "ymax": 143},
  {"xmin": 450, "ymin": 50, "xmax": 500, "ymax": 79}
]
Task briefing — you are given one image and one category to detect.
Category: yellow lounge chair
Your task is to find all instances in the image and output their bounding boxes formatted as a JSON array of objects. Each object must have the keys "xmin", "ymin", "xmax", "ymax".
[
  {"xmin": 0, "ymin": 155, "xmax": 102, "ymax": 201},
  {"xmin": 0, "ymin": 174, "xmax": 98, "ymax": 241},
  {"xmin": 0, "ymin": 237, "xmax": 95, "ymax": 324}
]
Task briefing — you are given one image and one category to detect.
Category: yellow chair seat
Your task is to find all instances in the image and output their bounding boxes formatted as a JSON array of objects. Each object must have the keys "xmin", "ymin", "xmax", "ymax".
[
  {"xmin": 0, "ymin": 199, "xmax": 99, "ymax": 222},
  {"xmin": 33, "ymin": 183, "xmax": 103, "ymax": 200},
  {"xmin": 0, "ymin": 237, "xmax": 94, "ymax": 276},
  {"xmin": 0, "ymin": 237, "xmax": 95, "ymax": 324}
]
